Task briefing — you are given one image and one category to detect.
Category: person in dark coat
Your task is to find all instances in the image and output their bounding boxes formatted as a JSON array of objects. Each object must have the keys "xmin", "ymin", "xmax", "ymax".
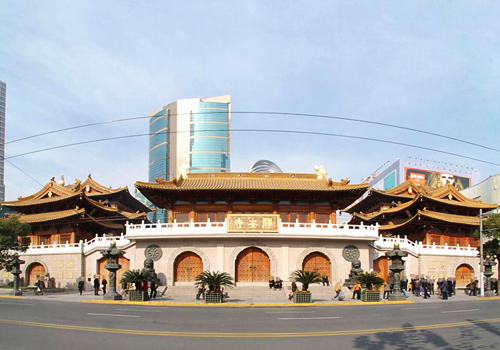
[
  {"xmin": 150, "ymin": 280, "xmax": 158, "ymax": 299},
  {"xmin": 93, "ymin": 277, "xmax": 100, "ymax": 295},
  {"xmin": 77, "ymin": 280, "xmax": 85, "ymax": 295},
  {"xmin": 101, "ymin": 278, "xmax": 107, "ymax": 295},
  {"xmin": 441, "ymin": 281, "xmax": 449, "ymax": 300}
]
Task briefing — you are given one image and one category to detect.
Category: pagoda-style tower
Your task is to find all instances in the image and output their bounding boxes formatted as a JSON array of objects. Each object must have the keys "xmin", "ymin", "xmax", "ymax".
[
  {"xmin": 2, "ymin": 175, "xmax": 152, "ymax": 245},
  {"xmin": 346, "ymin": 180, "xmax": 498, "ymax": 246}
]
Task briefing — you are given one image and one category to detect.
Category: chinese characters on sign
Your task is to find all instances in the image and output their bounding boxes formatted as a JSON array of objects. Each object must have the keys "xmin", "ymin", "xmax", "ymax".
[{"xmin": 227, "ymin": 214, "xmax": 279, "ymax": 233}]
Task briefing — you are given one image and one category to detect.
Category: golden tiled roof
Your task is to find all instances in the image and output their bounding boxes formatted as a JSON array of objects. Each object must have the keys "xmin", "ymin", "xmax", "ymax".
[
  {"xmin": 2, "ymin": 193, "xmax": 81, "ymax": 208},
  {"xmin": 378, "ymin": 209, "xmax": 480, "ymax": 231},
  {"xmin": 17, "ymin": 208, "xmax": 85, "ymax": 224},
  {"xmin": 136, "ymin": 173, "xmax": 369, "ymax": 192}
]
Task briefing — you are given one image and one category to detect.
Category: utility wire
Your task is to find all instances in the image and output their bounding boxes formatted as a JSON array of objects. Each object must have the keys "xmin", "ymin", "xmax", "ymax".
[
  {"xmin": 4, "ymin": 129, "xmax": 500, "ymax": 166},
  {"xmin": 5, "ymin": 159, "xmax": 44, "ymax": 187},
  {"xmin": 6, "ymin": 111, "xmax": 500, "ymax": 153}
]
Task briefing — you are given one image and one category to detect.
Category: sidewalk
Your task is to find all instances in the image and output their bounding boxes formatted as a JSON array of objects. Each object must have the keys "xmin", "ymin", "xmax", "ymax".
[{"xmin": 1, "ymin": 286, "xmax": 498, "ymax": 307}]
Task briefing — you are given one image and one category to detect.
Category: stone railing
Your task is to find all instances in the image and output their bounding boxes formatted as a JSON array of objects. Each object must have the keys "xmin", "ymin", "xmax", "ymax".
[
  {"xmin": 372, "ymin": 235, "xmax": 479, "ymax": 257},
  {"xmin": 24, "ymin": 234, "xmax": 130, "ymax": 255},
  {"xmin": 125, "ymin": 220, "xmax": 379, "ymax": 240}
]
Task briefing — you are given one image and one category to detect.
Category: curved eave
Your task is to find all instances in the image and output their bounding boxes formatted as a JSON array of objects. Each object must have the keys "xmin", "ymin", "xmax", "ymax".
[
  {"xmin": 344, "ymin": 189, "xmax": 412, "ymax": 213},
  {"xmin": 421, "ymin": 193, "xmax": 498, "ymax": 210},
  {"xmin": 85, "ymin": 214, "xmax": 125, "ymax": 230},
  {"xmin": 378, "ymin": 210, "xmax": 480, "ymax": 232},
  {"xmin": 18, "ymin": 208, "xmax": 85, "ymax": 224},
  {"xmin": 88, "ymin": 187, "xmax": 152, "ymax": 213},
  {"xmin": 2, "ymin": 192, "xmax": 82, "ymax": 209}
]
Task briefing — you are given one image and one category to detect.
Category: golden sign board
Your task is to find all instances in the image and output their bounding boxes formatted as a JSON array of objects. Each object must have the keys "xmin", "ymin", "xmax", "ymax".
[{"xmin": 227, "ymin": 214, "xmax": 279, "ymax": 233}]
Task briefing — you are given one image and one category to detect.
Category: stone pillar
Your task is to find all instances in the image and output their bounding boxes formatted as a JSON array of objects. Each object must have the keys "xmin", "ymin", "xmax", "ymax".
[
  {"xmin": 10, "ymin": 255, "xmax": 25, "ymax": 296},
  {"xmin": 484, "ymin": 256, "xmax": 496, "ymax": 298},
  {"xmin": 386, "ymin": 243, "xmax": 408, "ymax": 301},
  {"xmin": 100, "ymin": 241, "xmax": 125, "ymax": 300}
]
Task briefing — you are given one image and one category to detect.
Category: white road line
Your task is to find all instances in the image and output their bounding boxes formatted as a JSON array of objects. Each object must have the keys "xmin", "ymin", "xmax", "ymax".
[
  {"xmin": 279, "ymin": 316, "xmax": 339, "ymax": 320},
  {"xmin": 115, "ymin": 308, "xmax": 162, "ymax": 313},
  {"xmin": 441, "ymin": 309, "xmax": 479, "ymax": 314},
  {"xmin": 0, "ymin": 302, "xmax": 33, "ymax": 306},
  {"xmin": 265, "ymin": 311, "xmax": 316, "ymax": 314},
  {"xmin": 403, "ymin": 306, "xmax": 441, "ymax": 310},
  {"xmin": 87, "ymin": 313, "xmax": 140, "ymax": 318}
]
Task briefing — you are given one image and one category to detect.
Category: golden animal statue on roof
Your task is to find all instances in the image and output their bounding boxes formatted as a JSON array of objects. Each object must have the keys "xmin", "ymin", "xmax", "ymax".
[
  {"xmin": 314, "ymin": 165, "xmax": 327, "ymax": 180},
  {"xmin": 178, "ymin": 164, "xmax": 190, "ymax": 180}
]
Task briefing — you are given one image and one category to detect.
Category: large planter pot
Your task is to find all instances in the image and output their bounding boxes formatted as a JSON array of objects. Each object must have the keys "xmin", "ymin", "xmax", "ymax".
[
  {"xmin": 205, "ymin": 292, "xmax": 223, "ymax": 303},
  {"xmin": 293, "ymin": 292, "xmax": 312, "ymax": 303},
  {"xmin": 128, "ymin": 290, "xmax": 148, "ymax": 301},
  {"xmin": 361, "ymin": 290, "xmax": 381, "ymax": 302}
]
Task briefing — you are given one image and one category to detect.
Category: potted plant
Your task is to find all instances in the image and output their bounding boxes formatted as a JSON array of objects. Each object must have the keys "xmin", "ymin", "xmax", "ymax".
[
  {"xmin": 120, "ymin": 269, "xmax": 157, "ymax": 301},
  {"xmin": 194, "ymin": 271, "xmax": 234, "ymax": 303},
  {"xmin": 355, "ymin": 271, "xmax": 384, "ymax": 302},
  {"xmin": 289, "ymin": 270, "xmax": 322, "ymax": 303}
]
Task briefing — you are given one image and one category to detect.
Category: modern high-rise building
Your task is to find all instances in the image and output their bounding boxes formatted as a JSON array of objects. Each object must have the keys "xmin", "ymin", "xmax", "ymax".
[
  {"xmin": 0, "ymin": 81, "xmax": 6, "ymax": 202},
  {"xmin": 148, "ymin": 95, "xmax": 231, "ymax": 221}
]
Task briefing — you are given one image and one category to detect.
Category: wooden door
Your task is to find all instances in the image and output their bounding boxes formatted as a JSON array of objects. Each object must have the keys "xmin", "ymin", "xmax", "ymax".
[
  {"xmin": 373, "ymin": 256, "xmax": 389, "ymax": 281},
  {"xmin": 98, "ymin": 256, "xmax": 130, "ymax": 285},
  {"xmin": 455, "ymin": 264, "xmax": 473, "ymax": 288},
  {"xmin": 302, "ymin": 252, "xmax": 330, "ymax": 279},
  {"xmin": 236, "ymin": 247, "xmax": 270, "ymax": 282},
  {"xmin": 174, "ymin": 252, "xmax": 203, "ymax": 282},
  {"xmin": 28, "ymin": 263, "xmax": 46, "ymax": 285}
]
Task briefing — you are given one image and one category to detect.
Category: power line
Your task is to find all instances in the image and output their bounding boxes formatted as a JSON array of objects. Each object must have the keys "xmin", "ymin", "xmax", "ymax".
[
  {"xmin": 4, "ymin": 128, "xmax": 500, "ymax": 166},
  {"xmin": 6, "ymin": 111, "xmax": 500, "ymax": 153}
]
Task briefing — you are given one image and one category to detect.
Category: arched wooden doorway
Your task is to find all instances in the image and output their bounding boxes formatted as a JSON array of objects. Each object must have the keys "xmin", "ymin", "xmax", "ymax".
[
  {"xmin": 174, "ymin": 251, "xmax": 203, "ymax": 282},
  {"xmin": 236, "ymin": 247, "xmax": 270, "ymax": 282},
  {"xmin": 302, "ymin": 252, "xmax": 331, "ymax": 279},
  {"xmin": 28, "ymin": 263, "xmax": 46, "ymax": 285},
  {"xmin": 455, "ymin": 264, "xmax": 474, "ymax": 288},
  {"xmin": 373, "ymin": 256, "xmax": 389, "ymax": 281},
  {"xmin": 98, "ymin": 256, "xmax": 130, "ymax": 285}
]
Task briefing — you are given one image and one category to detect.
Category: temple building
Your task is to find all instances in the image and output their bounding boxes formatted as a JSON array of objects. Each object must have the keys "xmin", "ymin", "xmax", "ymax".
[
  {"xmin": 346, "ymin": 180, "xmax": 498, "ymax": 286},
  {"xmin": 1, "ymin": 175, "xmax": 151, "ymax": 286},
  {"xmin": 0, "ymin": 169, "xmax": 497, "ymax": 291}
]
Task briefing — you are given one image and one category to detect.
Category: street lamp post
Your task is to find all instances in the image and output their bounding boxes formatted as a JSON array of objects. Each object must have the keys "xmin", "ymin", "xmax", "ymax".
[
  {"xmin": 480, "ymin": 209, "xmax": 484, "ymax": 297},
  {"xmin": 10, "ymin": 254, "xmax": 25, "ymax": 296},
  {"xmin": 100, "ymin": 241, "xmax": 125, "ymax": 300}
]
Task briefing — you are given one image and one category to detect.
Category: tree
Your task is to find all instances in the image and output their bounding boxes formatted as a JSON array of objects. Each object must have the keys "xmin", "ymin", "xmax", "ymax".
[
  {"xmin": 119, "ymin": 269, "xmax": 157, "ymax": 290},
  {"xmin": 194, "ymin": 271, "xmax": 234, "ymax": 291},
  {"xmin": 478, "ymin": 213, "xmax": 500, "ymax": 280},
  {"xmin": 289, "ymin": 270, "xmax": 322, "ymax": 291},
  {"xmin": 0, "ymin": 217, "xmax": 31, "ymax": 272},
  {"xmin": 355, "ymin": 271, "xmax": 384, "ymax": 290}
]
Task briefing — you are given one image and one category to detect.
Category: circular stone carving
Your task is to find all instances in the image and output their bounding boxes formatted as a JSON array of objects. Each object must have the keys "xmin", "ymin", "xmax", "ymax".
[
  {"xmin": 145, "ymin": 244, "xmax": 163, "ymax": 261},
  {"xmin": 342, "ymin": 245, "xmax": 360, "ymax": 262}
]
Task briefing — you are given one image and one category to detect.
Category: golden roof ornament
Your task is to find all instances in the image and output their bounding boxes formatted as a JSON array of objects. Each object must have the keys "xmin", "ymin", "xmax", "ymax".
[
  {"xmin": 59, "ymin": 174, "xmax": 65, "ymax": 186},
  {"xmin": 408, "ymin": 187, "xmax": 413, "ymax": 194},
  {"xmin": 314, "ymin": 165, "xmax": 327, "ymax": 180},
  {"xmin": 48, "ymin": 191, "xmax": 53, "ymax": 198},
  {"xmin": 178, "ymin": 164, "xmax": 190, "ymax": 180},
  {"xmin": 86, "ymin": 185, "xmax": 90, "ymax": 193}
]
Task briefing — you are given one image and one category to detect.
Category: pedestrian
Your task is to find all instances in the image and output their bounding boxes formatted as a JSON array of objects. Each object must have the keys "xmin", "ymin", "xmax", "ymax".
[
  {"xmin": 195, "ymin": 283, "xmax": 204, "ymax": 300},
  {"xmin": 383, "ymin": 282, "xmax": 391, "ymax": 300},
  {"xmin": 352, "ymin": 282, "xmax": 361, "ymax": 300},
  {"xmin": 401, "ymin": 277, "xmax": 409, "ymax": 298},
  {"xmin": 77, "ymin": 280, "xmax": 85, "ymax": 295},
  {"xmin": 291, "ymin": 282, "xmax": 298, "ymax": 293},
  {"xmin": 101, "ymin": 278, "xmax": 107, "ymax": 295},
  {"xmin": 269, "ymin": 277, "xmax": 275, "ymax": 289},
  {"xmin": 150, "ymin": 280, "xmax": 158, "ymax": 299},
  {"xmin": 93, "ymin": 277, "xmax": 100, "ymax": 295},
  {"xmin": 322, "ymin": 275, "xmax": 329, "ymax": 287},
  {"xmin": 274, "ymin": 278, "xmax": 283, "ymax": 291},
  {"xmin": 441, "ymin": 281, "xmax": 449, "ymax": 300},
  {"xmin": 333, "ymin": 281, "xmax": 342, "ymax": 300},
  {"xmin": 35, "ymin": 277, "xmax": 46, "ymax": 296}
]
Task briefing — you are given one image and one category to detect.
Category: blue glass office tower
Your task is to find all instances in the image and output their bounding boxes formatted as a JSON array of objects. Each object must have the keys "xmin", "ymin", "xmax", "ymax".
[{"xmin": 148, "ymin": 95, "xmax": 231, "ymax": 222}]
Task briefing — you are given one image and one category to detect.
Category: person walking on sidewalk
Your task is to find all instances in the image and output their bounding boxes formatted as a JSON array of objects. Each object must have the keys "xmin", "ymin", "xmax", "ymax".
[
  {"xmin": 352, "ymin": 282, "xmax": 361, "ymax": 300},
  {"xmin": 77, "ymin": 280, "xmax": 85, "ymax": 295},
  {"xmin": 196, "ymin": 283, "xmax": 204, "ymax": 300},
  {"xmin": 101, "ymin": 278, "xmax": 107, "ymax": 295},
  {"xmin": 333, "ymin": 282, "xmax": 342, "ymax": 300},
  {"xmin": 93, "ymin": 277, "xmax": 100, "ymax": 296},
  {"xmin": 35, "ymin": 277, "xmax": 46, "ymax": 296}
]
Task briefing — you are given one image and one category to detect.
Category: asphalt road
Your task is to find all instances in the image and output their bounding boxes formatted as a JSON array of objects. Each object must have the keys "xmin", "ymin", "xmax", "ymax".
[{"xmin": 0, "ymin": 298, "xmax": 499, "ymax": 350}]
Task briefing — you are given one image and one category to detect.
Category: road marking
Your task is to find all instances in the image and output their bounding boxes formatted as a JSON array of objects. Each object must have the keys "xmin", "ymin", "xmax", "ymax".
[
  {"xmin": 0, "ymin": 302, "xmax": 33, "ymax": 306},
  {"xmin": 278, "ymin": 316, "xmax": 340, "ymax": 320},
  {"xmin": 0, "ymin": 317, "xmax": 499, "ymax": 338},
  {"xmin": 265, "ymin": 311, "xmax": 315, "ymax": 314},
  {"xmin": 441, "ymin": 309, "xmax": 479, "ymax": 314},
  {"xmin": 403, "ymin": 306, "xmax": 440, "ymax": 310},
  {"xmin": 115, "ymin": 308, "xmax": 162, "ymax": 313},
  {"xmin": 87, "ymin": 313, "xmax": 140, "ymax": 318}
]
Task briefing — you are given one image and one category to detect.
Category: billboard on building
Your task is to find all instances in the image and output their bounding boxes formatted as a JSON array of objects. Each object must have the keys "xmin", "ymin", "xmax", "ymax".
[{"xmin": 404, "ymin": 167, "xmax": 471, "ymax": 190}]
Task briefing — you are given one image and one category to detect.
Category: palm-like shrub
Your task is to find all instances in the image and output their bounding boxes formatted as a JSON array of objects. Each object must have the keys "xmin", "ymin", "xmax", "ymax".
[
  {"xmin": 120, "ymin": 269, "xmax": 157, "ymax": 291},
  {"xmin": 194, "ymin": 271, "xmax": 234, "ymax": 292},
  {"xmin": 355, "ymin": 271, "xmax": 384, "ymax": 291},
  {"xmin": 289, "ymin": 270, "xmax": 322, "ymax": 291}
]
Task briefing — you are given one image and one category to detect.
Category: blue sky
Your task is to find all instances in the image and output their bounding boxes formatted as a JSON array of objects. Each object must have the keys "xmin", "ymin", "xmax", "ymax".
[{"xmin": 1, "ymin": 1, "xmax": 499, "ymax": 201}]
